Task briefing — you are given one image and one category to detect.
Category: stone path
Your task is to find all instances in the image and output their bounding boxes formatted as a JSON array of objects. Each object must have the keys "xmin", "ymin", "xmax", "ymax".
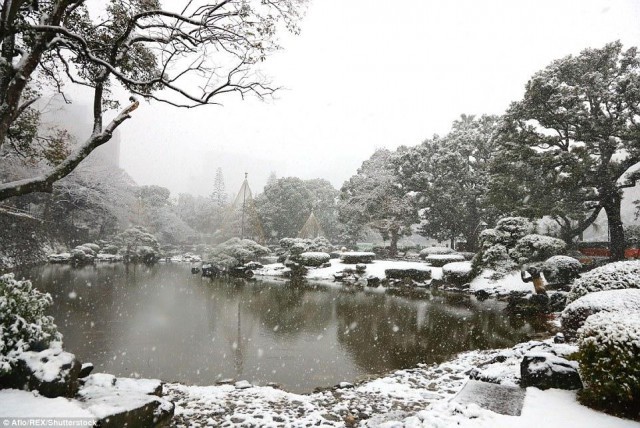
[{"xmin": 452, "ymin": 379, "xmax": 526, "ymax": 416}]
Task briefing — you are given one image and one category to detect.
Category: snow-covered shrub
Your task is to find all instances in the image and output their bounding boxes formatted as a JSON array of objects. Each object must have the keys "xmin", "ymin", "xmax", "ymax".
[
  {"xmin": 567, "ymin": 260, "xmax": 640, "ymax": 303},
  {"xmin": 494, "ymin": 217, "xmax": 533, "ymax": 243},
  {"xmin": 474, "ymin": 244, "xmax": 517, "ymax": 272},
  {"xmin": 341, "ymin": 252, "xmax": 375, "ymax": 264},
  {"xmin": 111, "ymin": 226, "xmax": 160, "ymax": 262},
  {"xmin": 70, "ymin": 248, "xmax": 94, "ymax": 265},
  {"xmin": 543, "ymin": 255, "xmax": 582, "ymax": 285},
  {"xmin": 99, "ymin": 244, "xmax": 119, "ymax": 255},
  {"xmin": 0, "ymin": 274, "xmax": 62, "ymax": 376},
  {"xmin": 577, "ymin": 311, "xmax": 640, "ymax": 419},
  {"xmin": 81, "ymin": 243, "xmax": 101, "ymax": 253},
  {"xmin": 207, "ymin": 238, "xmax": 270, "ymax": 269},
  {"xmin": 299, "ymin": 252, "xmax": 331, "ymax": 267},
  {"xmin": 290, "ymin": 243, "xmax": 307, "ymax": 256},
  {"xmin": 511, "ymin": 234, "xmax": 566, "ymax": 264},
  {"xmin": 425, "ymin": 254, "xmax": 465, "ymax": 267},
  {"xmin": 442, "ymin": 261, "xmax": 474, "ymax": 285},
  {"xmin": 473, "ymin": 217, "xmax": 566, "ymax": 277},
  {"xmin": 562, "ymin": 289, "xmax": 640, "ymax": 332},
  {"xmin": 279, "ymin": 237, "xmax": 333, "ymax": 253},
  {"xmin": 419, "ymin": 247, "xmax": 454, "ymax": 259}
]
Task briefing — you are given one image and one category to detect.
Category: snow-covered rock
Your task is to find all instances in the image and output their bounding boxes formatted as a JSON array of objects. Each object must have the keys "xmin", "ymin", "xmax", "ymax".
[
  {"xmin": 78, "ymin": 373, "xmax": 174, "ymax": 427},
  {"xmin": 561, "ymin": 289, "xmax": 640, "ymax": 332},
  {"xmin": 520, "ymin": 352, "xmax": 582, "ymax": 390},
  {"xmin": 48, "ymin": 252, "xmax": 71, "ymax": 263}
]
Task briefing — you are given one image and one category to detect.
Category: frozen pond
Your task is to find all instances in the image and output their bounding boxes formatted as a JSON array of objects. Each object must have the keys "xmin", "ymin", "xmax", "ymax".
[{"xmin": 16, "ymin": 264, "xmax": 541, "ymax": 393}]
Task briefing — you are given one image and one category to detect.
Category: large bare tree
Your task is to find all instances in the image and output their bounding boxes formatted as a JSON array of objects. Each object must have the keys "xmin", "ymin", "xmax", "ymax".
[{"xmin": 0, "ymin": 0, "xmax": 306, "ymax": 201}]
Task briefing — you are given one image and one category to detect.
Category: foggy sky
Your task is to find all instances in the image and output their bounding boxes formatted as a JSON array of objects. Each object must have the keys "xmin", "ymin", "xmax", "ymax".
[{"xmin": 72, "ymin": 0, "xmax": 640, "ymax": 197}]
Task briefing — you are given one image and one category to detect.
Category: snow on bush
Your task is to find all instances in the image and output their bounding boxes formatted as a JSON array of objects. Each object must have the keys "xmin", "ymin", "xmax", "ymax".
[
  {"xmin": 473, "ymin": 217, "xmax": 568, "ymax": 277},
  {"xmin": 340, "ymin": 252, "xmax": 375, "ymax": 264},
  {"xmin": 81, "ymin": 243, "xmax": 101, "ymax": 253},
  {"xmin": 299, "ymin": 252, "xmax": 330, "ymax": 267},
  {"xmin": 442, "ymin": 261, "xmax": 474, "ymax": 284},
  {"xmin": 567, "ymin": 260, "xmax": 640, "ymax": 303},
  {"xmin": 279, "ymin": 237, "xmax": 333, "ymax": 253},
  {"xmin": 419, "ymin": 247, "xmax": 454, "ymax": 259},
  {"xmin": 562, "ymin": 289, "xmax": 640, "ymax": 332},
  {"xmin": 0, "ymin": 274, "xmax": 62, "ymax": 376},
  {"xmin": 577, "ymin": 310, "xmax": 640, "ymax": 418},
  {"xmin": 111, "ymin": 226, "xmax": 160, "ymax": 262},
  {"xmin": 207, "ymin": 238, "xmax": 270, "ymax": 268},
  {"xmin": 511, "ymin": 234, "xmax": 566, "ymax": 264},
  {"xmin": 542, "ymin": 255, "xmax": 582, "ymax": 285},
  {"xmin": 426, "ymin": 254, "xmax": 465, "ymax": 267}
]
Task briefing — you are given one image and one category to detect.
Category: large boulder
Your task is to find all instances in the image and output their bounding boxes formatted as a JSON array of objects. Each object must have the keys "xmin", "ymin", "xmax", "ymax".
[
  {"xmin": 1, "ymin": 345, "xmax": 82, "ymax": 398},
  {"xmin": 561, "ymin": 289, "xmax": 640, "ymax": 333},
  {"xmin": 520, "ymin": 352, "xmax": 582, "ymax": 390},
  {"xmin": 78, "ymin": 374, "xmax": 174, "ymax": 427}
]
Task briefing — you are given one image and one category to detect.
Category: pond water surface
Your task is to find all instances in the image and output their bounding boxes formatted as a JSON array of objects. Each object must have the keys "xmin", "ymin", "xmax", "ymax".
[{"xmin": 16, "ymin": 264, "xmax": 543, "ymax": 393}]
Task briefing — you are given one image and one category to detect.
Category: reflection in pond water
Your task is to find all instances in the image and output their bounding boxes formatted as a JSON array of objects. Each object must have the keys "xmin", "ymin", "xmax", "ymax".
[{"xmin": 15, "ymin": 263, "xmax": 545, "ymax": 393}]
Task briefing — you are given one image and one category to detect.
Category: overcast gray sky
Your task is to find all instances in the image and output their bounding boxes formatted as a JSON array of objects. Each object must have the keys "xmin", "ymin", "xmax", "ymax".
[{"xmin": 108, "ymin": 0, "xmax": 640, "ymax": 197}]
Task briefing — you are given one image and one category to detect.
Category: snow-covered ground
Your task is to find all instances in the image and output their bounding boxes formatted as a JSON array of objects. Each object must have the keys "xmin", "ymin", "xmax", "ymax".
[
  {"xmin": 2, "ymin": 339, "xmax": 637, "ymax": 427},
  {"xmin": 255, "ymin": 258, "xmax": 442, "ymax": 283},
  {"xmin": 164, "ymin": 339, "xmax": 639, "ymax": 427}
]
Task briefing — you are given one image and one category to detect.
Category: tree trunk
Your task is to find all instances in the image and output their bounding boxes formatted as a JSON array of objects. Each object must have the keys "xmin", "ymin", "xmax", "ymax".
[
  {"xmin": 603, "ymin": 193, "xmax": 626, "ymax": 260},
  {"xmin": 389, "ymin": 228, "xmax": 399, "ymax": 258}
]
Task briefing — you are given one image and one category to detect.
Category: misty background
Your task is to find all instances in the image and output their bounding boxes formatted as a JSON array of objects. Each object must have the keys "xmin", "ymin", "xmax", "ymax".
[{"xmin": 43, "ymin": 0, "xmax": 640, "ymax": 199}]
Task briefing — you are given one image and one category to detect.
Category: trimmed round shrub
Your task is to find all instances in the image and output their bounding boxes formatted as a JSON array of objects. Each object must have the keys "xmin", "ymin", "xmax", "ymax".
[
  {"xmin": 419, "ymin": 247, "xmax": 454, "ymax": 259},
  {"xmin": 299, "ymin": 252, "xmax": 331, "ymax": 267},
  {"xmin": 426, "ymin": 254, "xmax": 465, "ymax": 267},
  {"xmin": 0, "ymin": 274, "xmax": 62, "ymax": 376},
  {"xmin": 511, "ymin": 234, "xmax": 566, "ymax": 264},
  {"xmin": 341, "ymin": 252, "xmax": 375, "ymax": 264},
  {"xmin": 567, "ymin": 260, "xmax": 640, "ymax": 303},
  {"xmin": 577, "ymin": 311, "xmax": 640, "ymax": 419},
  {"xmin": 561, "ymin": 289, "xmax": 640, "ymax": 332},
  {"xmin": 543, "ymin": 255, "xmax": 582, "ymax": 285},
  {"xmin": 81, "ymin": 243, "xmax": 101, "ymax": 253},
  {"xmin": 442, "ymin": 261, "xmax": 474, "ymax": 285}
]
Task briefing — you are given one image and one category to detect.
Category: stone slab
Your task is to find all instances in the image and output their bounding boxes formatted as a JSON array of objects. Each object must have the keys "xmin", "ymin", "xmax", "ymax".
[{"xmin": 452, "ymin": 380, "xmax": 526, "ymax": 416}]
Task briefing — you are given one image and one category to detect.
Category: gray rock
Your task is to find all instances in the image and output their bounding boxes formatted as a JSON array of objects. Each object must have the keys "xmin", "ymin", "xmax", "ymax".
[
  {"xmin": 520, "ymin": 352, "xmax": 582, "ymax": 390},
  {"xmin": 79, "ymin": 363, "xmax": 94, "ymax": 378},
  {"xmin": 0, "ymin": 347, "xmax": 81, "ymax": 398}
]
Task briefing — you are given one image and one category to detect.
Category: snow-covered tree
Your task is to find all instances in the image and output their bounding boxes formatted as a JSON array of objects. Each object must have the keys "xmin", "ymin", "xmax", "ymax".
[
  {"xmin": 210, "ymin": 168, "xmax": 228, "ymax": 209},
  {"xmin": 0, "ymin": 0, "xmax": 308, "ymax": 201},
  {"xmin": 339, "ymin": 149, "xmax": 417, "ymax": 256},
  {"xmin": 493, "ymin": 41, "xmax": 640, "ymax": 259},
  {"xmin": 396, "ymin": 115, "xmax": 500, "ymax": 250}
]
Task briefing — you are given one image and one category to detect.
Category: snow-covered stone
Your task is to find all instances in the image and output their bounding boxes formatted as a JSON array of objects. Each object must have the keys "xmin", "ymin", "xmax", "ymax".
[{"xmin": 520, "ymin": 352, "xmax": 582, "ymax": 390}]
